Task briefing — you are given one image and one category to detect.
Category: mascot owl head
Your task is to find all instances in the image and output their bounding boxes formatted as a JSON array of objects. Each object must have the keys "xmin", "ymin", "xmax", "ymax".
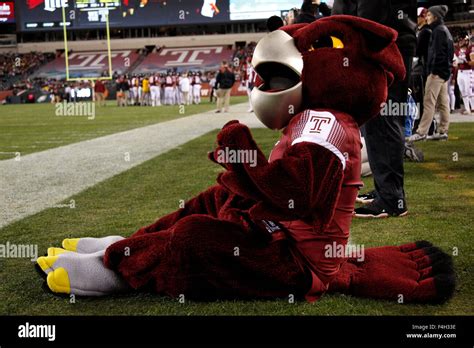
[{"xmin": 251, "ymin": 15, "xmax": 406, "ymax": 129}]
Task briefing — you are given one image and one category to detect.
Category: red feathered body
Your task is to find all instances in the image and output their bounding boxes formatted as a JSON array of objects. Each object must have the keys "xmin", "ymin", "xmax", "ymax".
[{"xmin": 104, "ymin": 15, "xmax": 455, "ymax": 303}]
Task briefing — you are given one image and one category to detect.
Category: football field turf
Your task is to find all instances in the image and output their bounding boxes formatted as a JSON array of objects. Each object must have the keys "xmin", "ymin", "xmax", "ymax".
[
  {"xmin": 0, "ymin": 97, "xmax": 247, "ymax": 160},
  {"xmin": 0, "ymin": 107, "xmax": 472, "ymax": 315}
]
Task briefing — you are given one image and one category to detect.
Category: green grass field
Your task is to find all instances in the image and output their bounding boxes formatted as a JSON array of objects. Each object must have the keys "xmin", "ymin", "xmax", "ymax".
[
  {"xmin": 0, "ymin": 107, "xmax": 472, "ymax": 315},
  {"xmin": 0, "ymin": 97, "xmax": 246, "ymax": 160}
]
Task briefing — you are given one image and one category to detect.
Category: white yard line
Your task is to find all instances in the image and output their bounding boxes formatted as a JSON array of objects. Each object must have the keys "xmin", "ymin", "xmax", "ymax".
[{"xmin": 0, "ymin": 103, "xmax": 264, "ymax": 229}]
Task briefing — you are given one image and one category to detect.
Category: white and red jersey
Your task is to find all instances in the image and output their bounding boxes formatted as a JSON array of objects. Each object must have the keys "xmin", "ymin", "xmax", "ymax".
[
  {"xmin": 131, "ymin": 77, "xmax": 140, "ymax": 87},
  {"xmin": 165, "ymin": 76, "xmax": 173, "ymax": 87},
  {"xmin": 456, "ymin": 46, "xmax": 473, "ymax": 71},
  {"xmin": 243, "ymin": 64, "xmax": 256, "ymax": 87},
  {"xmin": 269, "ymin": 109, "xmax": 362, "ymax": 301}
]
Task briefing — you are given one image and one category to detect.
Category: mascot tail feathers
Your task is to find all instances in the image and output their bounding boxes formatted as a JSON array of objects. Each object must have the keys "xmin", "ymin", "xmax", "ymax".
[{"xmin": 328, "ymin": 241, "xmax": 456, "ymax": 304}]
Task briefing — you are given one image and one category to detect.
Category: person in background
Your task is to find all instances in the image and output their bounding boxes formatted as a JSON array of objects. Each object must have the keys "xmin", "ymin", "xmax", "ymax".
[
  {"xmin": 131, "ymin": 75, "xmax": 140, "ymax": 105},
  {"xmin": 150, "ymin": 74, "xmax": 161, "ymax": 107},
  {"xmin": 164, "ymin": 72, "xmax": 174, "ymax": 105},
  {"xmin": 267, "ymin": 15, "xmax": 284, "ymax": 31},
  {"xmin": 242, "ymin": 57, "xmax": 256, "ymax": 112},
  {"xmin": 116, "ymin": 77, "xmax": 124, "ymax": 107},
  {"xmin": 188, "ymin": 72, "xmax": 194, "ymax": 105},
  {"xmin": 284, "ymin": 8, "xmax": 299, "ymax": 26},
  {"xmin": 416, "ymin": 7, "xmax": 432, "ymax": 78},
  {"xmin": 411, "ymin": 7, "xmax": 432, "ymax": 133},
  {"xmin": 141, "ymin": 75, "xmax": 150, "ymax": 106},
  {"xmin": 64, "ymin": 84, "xmax": 72, "ymax": 103},
  {"xmin": 70, "ymin": 82, "xmax": 77, "ymax": 103},
  {"xmin": 449, "ymin": 60, "xmax": 457, "ymax": 113},
  {"xmin": 295, "ymin": 0, "xmax": 331, "ymax": 24},
  {"xmin": 193, "ymin": 72, "xmax": 202, "ymax": 105},
  {"xmin": 94, "ymin": 79, "xmax": 106, "ymax": 107},
  {"xmin": 209, "ymin": 73, "xmax": 217, "ymax": 103},
  {"xmin": 179, "ymin": 72, "xmax": 190, "ymax": 105},
  {"xmin": 455, "ymin": 36, "xmax": 474, "ymax": 114},
  {"xmin": 173, "ymin": 72, "xmax": 181, "ymax": 105},
  {"xmin": 215, "ymin": 61, "xmax": 235, "ymax": 113},
  {"xmin": 122, "ymin": 76, "xmax": 130, "ymax": 106},
  {"xmin": 333, "ymin": 0, "xmax": 417, "ymax": 218},
  {"xmin": 408, "ymin": 5, "xmax": 454, "ymax": 142}
]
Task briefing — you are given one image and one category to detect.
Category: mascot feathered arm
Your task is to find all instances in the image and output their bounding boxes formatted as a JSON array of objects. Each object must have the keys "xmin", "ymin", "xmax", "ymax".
[{"xmin": 210, "ymin": 120, "xmax": 344, "ymax": 228}]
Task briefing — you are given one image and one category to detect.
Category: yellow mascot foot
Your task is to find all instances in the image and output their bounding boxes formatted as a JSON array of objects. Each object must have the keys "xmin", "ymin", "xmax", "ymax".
[
  {"xmin": 47, "ymin": 267, "xmax": 71, "ymax": 294},
  {"xmin": 36, "ymin": 255, "xmax": 59, "ymax": 274},
  {"xmin": 62, "ymin": 238, "xmax": 80, "ymax": 252},
  {"xmin": 61, "ymin": 236, "xmax": 124, "ymax": 254},
  {"xmin": 47, "ymin": 247, "xmax": 70, "ymax": 257},
  {"xmin": 38, "ymin": 250, "xmax": 130, "ymax": 296}
]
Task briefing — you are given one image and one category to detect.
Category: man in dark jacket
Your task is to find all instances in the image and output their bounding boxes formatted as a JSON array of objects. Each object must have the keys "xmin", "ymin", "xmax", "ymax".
[
  {"xmin": 215, "ymin": 61, "xmax": 235, "ymax": 113},
  {"xmin": 408, "ymin": 5, "xmax": 454, "ymax": 142},
  {"xmin": 333, "ymin": 0, "xmax": 417, "ymax": 218}
]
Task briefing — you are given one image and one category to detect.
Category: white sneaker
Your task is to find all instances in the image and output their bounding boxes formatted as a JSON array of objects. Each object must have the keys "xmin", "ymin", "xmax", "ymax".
[
  {"xmin": 431, "ymin": 133, "xmax": 448, "ymax": 141},
  {"xmin": 406, "ymin": 133, "xmax": 426, "ymax": 143}
]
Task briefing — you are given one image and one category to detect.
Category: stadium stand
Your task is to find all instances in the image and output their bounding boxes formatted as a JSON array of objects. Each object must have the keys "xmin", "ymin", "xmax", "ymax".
[
  {"xmin": 133, "ymin": 45, "xmax": 234, "ymax": 75},
  {"xmin": 0, "ymin": 52, "xmax": 54, "ymax": 90},
  {"xmin": 32, "ymin": 49, "xmax": 141, "ymax": 79}
]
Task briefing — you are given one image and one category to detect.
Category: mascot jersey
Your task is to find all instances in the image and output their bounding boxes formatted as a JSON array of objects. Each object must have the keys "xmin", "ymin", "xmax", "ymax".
[{"xmin": 269, "ymin": 109, "xmax": 362, "ymax": 301}]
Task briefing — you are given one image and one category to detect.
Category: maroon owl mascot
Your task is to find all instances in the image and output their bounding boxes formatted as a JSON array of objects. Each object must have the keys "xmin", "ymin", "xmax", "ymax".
[{"xmin": 37, "ymin": 16, "xmax": 455, "ymax": 304}]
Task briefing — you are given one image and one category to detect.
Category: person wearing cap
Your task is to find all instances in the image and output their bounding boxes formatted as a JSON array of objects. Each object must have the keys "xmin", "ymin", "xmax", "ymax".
[{"xmin": 408, "ymin": 5, "xmax": 454, "ymax": 142}]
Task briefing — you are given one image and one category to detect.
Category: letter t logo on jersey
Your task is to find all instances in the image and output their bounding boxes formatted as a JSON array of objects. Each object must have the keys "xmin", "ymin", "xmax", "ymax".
[{"xmin": 309, "ymin": 116, "xmax": 332, "ymax": 134}]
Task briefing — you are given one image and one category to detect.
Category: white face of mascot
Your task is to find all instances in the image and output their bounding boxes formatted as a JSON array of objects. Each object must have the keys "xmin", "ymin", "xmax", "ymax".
[{"xmin": 250, "ymin": 30, "xmax": 304, "ymax": 130}]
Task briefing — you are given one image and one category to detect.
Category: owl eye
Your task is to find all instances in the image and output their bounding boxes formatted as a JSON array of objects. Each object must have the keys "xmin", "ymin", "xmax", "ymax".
[{"xmin": 308, "ymin": 36, "xmax": 344, "ymax": 51}]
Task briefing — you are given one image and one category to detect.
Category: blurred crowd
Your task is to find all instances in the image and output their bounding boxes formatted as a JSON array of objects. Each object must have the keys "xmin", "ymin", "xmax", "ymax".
[{"xmin": 0, "ymin": 52, "xmax": 54, "ymax": 90}]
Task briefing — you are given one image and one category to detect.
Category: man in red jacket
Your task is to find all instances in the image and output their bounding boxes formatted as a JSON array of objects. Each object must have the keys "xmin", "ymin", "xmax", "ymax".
[{"xmin": 94, "ymin": 80, "xmax": 106, "ymax": 107}]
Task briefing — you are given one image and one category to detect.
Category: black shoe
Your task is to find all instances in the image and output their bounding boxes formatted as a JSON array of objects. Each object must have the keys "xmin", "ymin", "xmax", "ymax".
[
  {"xmin": 215, "ymin": 110, "xmax": 222, "ymax": 113},
  {"xmin": 354, "ymin": 201, "xmax": 408, "ymax": 219},
  {"xmin": 356, "ymin": 190, "xmax": 377, "ymax": 204}
]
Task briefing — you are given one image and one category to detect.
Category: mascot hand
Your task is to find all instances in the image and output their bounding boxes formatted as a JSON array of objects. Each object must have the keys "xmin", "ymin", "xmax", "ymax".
[
  {"xmin": 208, "ymin": 120, "xmax": 267, "ymax": 170},
  {"xmin": 329, "ymin": 241, "xmax": 456, "ymax": 304},
  {"xmin": 217, "ymin": 120, "xmax": 255, "ymax": 148}
]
